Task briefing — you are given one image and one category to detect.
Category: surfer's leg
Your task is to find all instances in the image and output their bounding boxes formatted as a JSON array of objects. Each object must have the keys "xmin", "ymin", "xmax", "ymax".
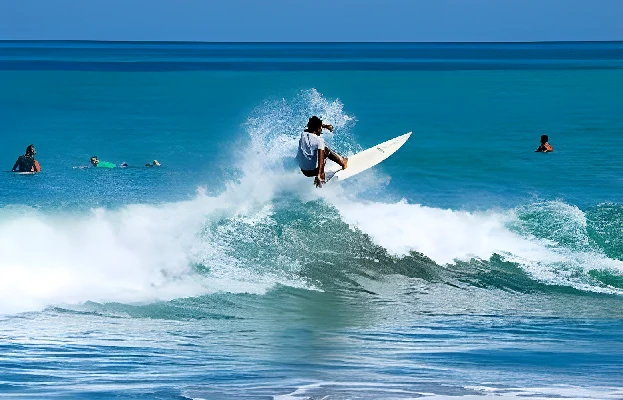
[
  {"xmin": 301, "ymin": 168, "xmax": 319, "ymax": 177},
  {"xmin": 325, "ymin": 147, "xmax": 348, "ymax": 169}
]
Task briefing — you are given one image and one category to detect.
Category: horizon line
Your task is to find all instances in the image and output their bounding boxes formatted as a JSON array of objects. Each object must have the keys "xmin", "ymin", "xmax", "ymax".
[{"xmin": 1, "ymin": 39, "xmax": 622, "ymax": 45}]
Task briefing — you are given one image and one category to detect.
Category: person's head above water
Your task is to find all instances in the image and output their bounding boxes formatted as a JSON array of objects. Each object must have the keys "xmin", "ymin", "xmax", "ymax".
[
  {"xmin": 541, "ymin": 134, "xmax": 549, "ymax": 144},
  {"xmin": 90, "ymin": 156, "xmax": 99, "ymax": 166},
  {"xmin": 305, "ymin": 116, "xmax": 323, "ymax": 133},
  {"xmin": 25, "ymin": 144, "xmax": 36, "ymax": 157}
]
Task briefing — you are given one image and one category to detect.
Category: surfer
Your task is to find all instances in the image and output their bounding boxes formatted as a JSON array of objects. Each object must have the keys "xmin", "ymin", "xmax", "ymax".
[
  {"xmin": 90, "ymin": 156, "xmax": 126, "ymax": 168},
  {"xmin": 297, "ymin": 116, "xmax": 348, "ymax": 188},
  {"xmin": 75, "ymin": 156, "xmax": 127, "ymax": 169},
  {"xmin": 535, "ymin": 135, "xmax": 553, "ymax": 152},
  {"xmin": 145, "ymin": 160, "xmax": 161, "ymax": 167},
  {"xmin": 12, "ymin": 144, "xmax": 41, "ymax": 172}
]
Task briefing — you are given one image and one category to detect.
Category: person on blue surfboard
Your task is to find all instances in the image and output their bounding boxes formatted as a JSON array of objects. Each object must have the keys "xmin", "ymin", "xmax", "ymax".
[
  {"xmin": 12, "ymin": 144, "xmax": 41, "ymax": 173},
  {"xmin": 297, "ymin": 116, "xmax": 348, "ymax": 188}
]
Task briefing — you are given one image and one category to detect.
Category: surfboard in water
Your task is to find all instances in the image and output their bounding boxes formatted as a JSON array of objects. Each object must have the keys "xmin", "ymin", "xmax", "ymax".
[{"xmin": 325, "ymin": 132, "xmax": 412, "ymax": 183}]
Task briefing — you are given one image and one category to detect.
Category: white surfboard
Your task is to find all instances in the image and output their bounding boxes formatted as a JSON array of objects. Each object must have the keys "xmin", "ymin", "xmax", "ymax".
[{"xmin": 325, "ymin": 132, "xmax": 412, "ymax": 182}]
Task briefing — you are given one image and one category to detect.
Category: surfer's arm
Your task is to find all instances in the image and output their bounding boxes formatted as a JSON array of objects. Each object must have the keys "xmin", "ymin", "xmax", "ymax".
[
  {"xmin": 11, "ymin": 159, "xmax": 19, "ymax": 172},
  {"xmin": 322, "ymin": 124, "xmax": 334, "ymax": 132}
]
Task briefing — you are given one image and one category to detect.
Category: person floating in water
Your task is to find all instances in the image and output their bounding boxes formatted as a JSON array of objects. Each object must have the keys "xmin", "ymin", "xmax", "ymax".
[
  {"xmin": 535, "ymin": 135, "xmax": 553, "ymax": 152},
  {"xmin": 145, "ymin": 160, "xmax": 161, "ymax": 167},
  {"xmin": 90, "ymin": 155, "xmax": 128, "ymax": 168},
  {"xmin": 12, "ymin": 144, "xmax": 41, "ymax": 172},
  {"xmin": 75, "ymin": 156, "xmax": 128, "ymax": 169},
  {"xmin": 297, "ymin": 116, "xmax": 348, "ymax": 188}
]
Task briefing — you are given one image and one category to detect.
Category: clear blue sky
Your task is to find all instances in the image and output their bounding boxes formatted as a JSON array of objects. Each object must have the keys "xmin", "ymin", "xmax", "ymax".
[{"xmin": 0, "ymin": 0, "xmax": 622, "ymax": 42}]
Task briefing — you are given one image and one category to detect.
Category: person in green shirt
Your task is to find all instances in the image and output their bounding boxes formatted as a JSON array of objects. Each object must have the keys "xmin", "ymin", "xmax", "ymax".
[
  {"xmin": 80, "ymin": 156, "xmax": 128, "ymax": 168},
  {"xmin": 90, "ymin": 155, "xmax": 117, "ymax": 168},
  {"xmin": 74, "ymin": 156, "xmax": 129, "ymax": 169}
]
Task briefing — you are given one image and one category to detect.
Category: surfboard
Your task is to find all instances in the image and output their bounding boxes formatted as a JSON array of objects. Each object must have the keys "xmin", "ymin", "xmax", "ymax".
[{"xmin": 325, "ymin": 132, "xmax": 412, "ymax": 182}]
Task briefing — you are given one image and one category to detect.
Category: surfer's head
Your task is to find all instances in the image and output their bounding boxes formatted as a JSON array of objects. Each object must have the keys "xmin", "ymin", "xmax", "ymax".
[
  {"xmin": 306, "ymin": 116, "xmax": 323, "ymax": 133},
  {"xmin": 540, "ymin": 134, "xmax": 549, "ymax": 144},
  {"xmin": 90, "ymin": 156, "xmax": 99, "ymax": 166},
  {"xmin": 25, "ymin": 144, "xmax": 36, "ymax": 157}
]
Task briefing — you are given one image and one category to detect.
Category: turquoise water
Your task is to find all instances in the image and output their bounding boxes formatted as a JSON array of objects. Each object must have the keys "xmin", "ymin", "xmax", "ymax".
[{"xmin": 1, "ymin": 42, "xmax": 622, "ymax": 399}]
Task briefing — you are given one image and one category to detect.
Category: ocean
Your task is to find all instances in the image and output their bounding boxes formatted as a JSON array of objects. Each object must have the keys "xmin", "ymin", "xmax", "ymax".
[{"xmin": 0, "ymin": 41, "xmax": 622, "ymax": 399}]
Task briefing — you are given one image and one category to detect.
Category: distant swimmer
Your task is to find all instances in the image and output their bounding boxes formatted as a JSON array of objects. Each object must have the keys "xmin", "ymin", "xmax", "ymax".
[
  {"xmin": 297, "ymin": 116, "xmax": 348, "ymax": 188},
  {"xmin": 76, "ymin": 156, "xmax": 127, "ymax": 169},
  {"xmin": 12, "ymin": 144, "xmax": 41, "ymax": 173},
  {"xmin": 90, "ymin": 155, "xmax": 117, "ymax": 168},
  {"xmin": 145, "ymin": 160, "xmax": 161, "ymax": 167},
  {"xmin": 535, "ymin": 135, "xmax": 553, "ymax": 153}
]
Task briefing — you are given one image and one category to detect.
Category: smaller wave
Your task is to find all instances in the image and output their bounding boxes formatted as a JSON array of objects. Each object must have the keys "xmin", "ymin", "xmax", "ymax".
[{"xmin": 328, "ymin": 197, "xmax": 623, "ymax": 295}]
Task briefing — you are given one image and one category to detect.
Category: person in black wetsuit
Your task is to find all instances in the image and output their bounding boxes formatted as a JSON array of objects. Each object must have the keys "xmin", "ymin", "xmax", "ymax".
[
  {"xmin": 535, "ymin": 134, "xmax": 554, "ymax": 152},
  {"xmin": 12, "ymin": 144, "xmax": 41, "ymax": 172}
]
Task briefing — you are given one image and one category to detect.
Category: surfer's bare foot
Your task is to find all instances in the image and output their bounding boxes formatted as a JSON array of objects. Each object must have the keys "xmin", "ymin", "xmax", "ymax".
[{"xmin": 342, "ymin": 157, "xmax": 348, "ymax": 170}]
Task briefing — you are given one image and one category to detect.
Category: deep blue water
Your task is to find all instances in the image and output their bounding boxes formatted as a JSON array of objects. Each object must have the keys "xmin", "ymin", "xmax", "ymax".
[{"xmin": 0, "ymin": 42, "xmax": 622, "ymax": 399}]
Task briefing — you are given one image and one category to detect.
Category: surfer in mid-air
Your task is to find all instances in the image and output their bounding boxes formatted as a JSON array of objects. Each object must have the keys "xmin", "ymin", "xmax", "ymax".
[{"xmin": 297, "ymin": 116, "xmax": 348, "ymax": 188}]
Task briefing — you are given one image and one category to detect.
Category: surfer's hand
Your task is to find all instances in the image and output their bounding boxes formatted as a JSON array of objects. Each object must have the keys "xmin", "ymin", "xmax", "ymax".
[{"xmin": 314, "ymin": 176, "xmax": 325, "ymax": 188}]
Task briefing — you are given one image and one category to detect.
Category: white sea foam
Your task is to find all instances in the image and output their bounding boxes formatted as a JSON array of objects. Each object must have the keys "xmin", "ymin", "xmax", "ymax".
[
  {"xmin": 273, "ymin": 381, "xmax": 623, "ymax": 400},
  {"xmin": 0, "ymin": 190, "xmax": 313, "ymax": 315},
  {"xmin": 328, "ymin": 195, "xmax": 623, "ymax": 295}
]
